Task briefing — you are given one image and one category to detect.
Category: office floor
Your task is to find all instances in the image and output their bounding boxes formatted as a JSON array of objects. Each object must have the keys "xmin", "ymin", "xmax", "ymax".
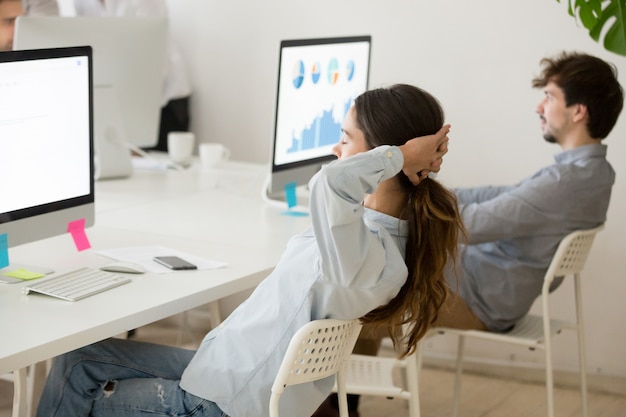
[{"xmin": 2, "ymin": 310, "xmax": 625, "ymax": 417}]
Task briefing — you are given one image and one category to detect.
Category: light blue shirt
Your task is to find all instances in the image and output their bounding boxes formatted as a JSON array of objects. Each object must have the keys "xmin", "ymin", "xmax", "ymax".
[
  {"xmin": 452, "ymin": 144, "xmax": 614, "ymax": 331},
  {"xmin": 180, "ymin": 146, "xmax": 409, "ymax": 417}
]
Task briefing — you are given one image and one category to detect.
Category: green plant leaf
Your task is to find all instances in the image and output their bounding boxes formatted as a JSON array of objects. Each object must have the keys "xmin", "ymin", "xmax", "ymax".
[
  {"xmin": 558, "ymin": 0, "xmax": 626, "ymax": 56},
  {"xmin": 589, "ymin": 1, "xmax": 626, "ymax": 54}
]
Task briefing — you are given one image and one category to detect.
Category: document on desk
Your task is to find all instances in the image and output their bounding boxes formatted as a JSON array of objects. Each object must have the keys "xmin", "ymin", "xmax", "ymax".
[{"xmin": 96, "ymin": 246, "xmax": 227, "ymax": 274}]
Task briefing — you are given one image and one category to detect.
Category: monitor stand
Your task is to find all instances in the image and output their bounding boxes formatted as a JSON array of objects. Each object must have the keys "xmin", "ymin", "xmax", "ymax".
[
  {"xmin": 93, "ymin": 86, "xmax": 133, "ymax": 180},
  {"xmin": 261, "ymin": 174, "xmax": 310, "ymax": 215}
]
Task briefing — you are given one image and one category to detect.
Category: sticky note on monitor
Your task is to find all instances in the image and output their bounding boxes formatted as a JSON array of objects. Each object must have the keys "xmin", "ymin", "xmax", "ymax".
[
  {"xmin": 68, "ymin": 219, "xmax": 91, "ymax": 251},
  {"xmin": 0, "ymin": 234, "xmax": 8, "ymax": 269},
  {"xmin": 284, "ymin": 182, "xmax": 298, "ymax": 208}
]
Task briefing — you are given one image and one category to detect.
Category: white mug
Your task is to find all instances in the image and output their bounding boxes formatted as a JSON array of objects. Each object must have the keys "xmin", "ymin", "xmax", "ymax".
[
  {"xmin": 199, "ymin": 143, "xmax": 231, "ymax": 169},
  {"xmin": 167, "ymin": 131, "xmax": 196, "ymax": 166}
]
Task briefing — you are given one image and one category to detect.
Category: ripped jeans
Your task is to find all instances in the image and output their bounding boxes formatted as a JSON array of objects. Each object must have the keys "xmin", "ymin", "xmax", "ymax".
[{"xmin": 35, "ymin": 338, "xmax": 228, "ymax": 417}]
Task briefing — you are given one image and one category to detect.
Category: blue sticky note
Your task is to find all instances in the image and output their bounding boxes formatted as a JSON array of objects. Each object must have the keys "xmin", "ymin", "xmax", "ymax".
[
  {"xmin": 281, "ymin": 210, "xmax": 309, "ymax": 217},
  {"xmin": 0, "ymin": 234, "xmax": 8, "ymax": 269},
  {"xmin": 284, "ymin": 181, "xmax": 298, "ymax": 209}
]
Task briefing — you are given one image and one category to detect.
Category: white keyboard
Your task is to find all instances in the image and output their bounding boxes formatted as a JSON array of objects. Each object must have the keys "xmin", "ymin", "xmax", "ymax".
[{"xmin": 22, "ymin": 267, "xmax": 132, "ymax": 301}]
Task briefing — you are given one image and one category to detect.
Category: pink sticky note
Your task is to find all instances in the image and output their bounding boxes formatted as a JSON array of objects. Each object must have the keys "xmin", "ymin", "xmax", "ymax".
[{"xmin": 67, "ymin": 219, "xmax": 91, "ymax": 251}]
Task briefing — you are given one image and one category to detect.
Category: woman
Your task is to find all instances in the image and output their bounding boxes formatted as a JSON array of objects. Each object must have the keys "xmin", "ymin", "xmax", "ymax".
[{"xmin": 36, "ymin": 84, "xmax": 463, "ymax": 417}]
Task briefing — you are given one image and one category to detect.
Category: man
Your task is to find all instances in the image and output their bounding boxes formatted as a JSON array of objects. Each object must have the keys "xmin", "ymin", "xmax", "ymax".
[
  {"xmin": 313, "ymin": 51, "xmax": 623, "ymax": 417},
  {"xmin": 0, "ymin": 0, "xmax": 21, "ymax": 51},
  {"xmin": 0, "ymin": 0, "xmax": 57, "ymax": 51}
]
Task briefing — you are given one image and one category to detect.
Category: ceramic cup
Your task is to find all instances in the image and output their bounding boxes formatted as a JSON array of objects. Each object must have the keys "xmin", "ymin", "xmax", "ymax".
[
  {"xmin": 167, "ymin": 131, "xmax": 196, "ymax": 166},
  {"xmin": 199, "ymin": 143, "xmax": 231, "ymax": 169}
]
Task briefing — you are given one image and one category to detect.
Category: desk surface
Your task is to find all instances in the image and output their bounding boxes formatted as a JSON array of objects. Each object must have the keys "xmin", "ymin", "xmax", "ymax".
[{"xmin": 0, "ymin": 161, "xmax": 311, "ymax": 375}]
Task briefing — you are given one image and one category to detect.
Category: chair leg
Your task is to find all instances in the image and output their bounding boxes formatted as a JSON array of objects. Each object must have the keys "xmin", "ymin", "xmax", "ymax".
[
  {"xmin": 406, "ymin": 344, "xmax": 422, "ymax": 417},
  {"xmin": 452, "ymin": 335, "xmax": 465, "ymax": 417},
  {"xmin": 543, "ymin": 314, "xmax": 555, "ymax": 417},
  {"xmin": 574, "ymin": 275, "xmax": 588, "ymax": 417},
  {"xmin": 336, "ymin": 371, "xmax": 350, "ymax": 417},
  {"xmin": 12, "ymin": 368, "xmax": 28, "ymax": 417}
]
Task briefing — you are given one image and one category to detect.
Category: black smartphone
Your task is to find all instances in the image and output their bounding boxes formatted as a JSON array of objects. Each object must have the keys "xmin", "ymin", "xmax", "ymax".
[{"xmin": 153, "ymin": 256, "xmax": 197, "ymax": 270}]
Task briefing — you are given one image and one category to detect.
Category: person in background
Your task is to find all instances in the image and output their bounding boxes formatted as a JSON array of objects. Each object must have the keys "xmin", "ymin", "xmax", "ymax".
[
  {"xmin": 35, "ymin": 84, "xmax": 463, "ymax": 417},
  {"xmin": 22, "ymin": 0, "xmax": 57, "ymax": 14},
  {"xmin": 74, "ymin": 0, "xmax": 192, "ymax": 152},
  {"xmin": 0, "ymin": 0, "xmax": 57, "ymax": 51},
  {"xmin": 314, "ymin": 51, "xmax": 623, "ymax": 417}
]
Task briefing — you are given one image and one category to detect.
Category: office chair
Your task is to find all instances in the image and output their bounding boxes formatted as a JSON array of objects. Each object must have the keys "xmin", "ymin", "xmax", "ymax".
[
  {"xmin": 176, "ymin": 300, "xmax": 222, "ymax": 346},
  {"xmin": 2, "ymin": 366, "xmax": 32, "ymax": 417},
  {"xmin": 422, "ymin": 225, "xmax": 604, "ymax": 417},
  {"xmin": 343, "ymin": 346, "xmax": 422, "ymax": 417},
  {"xmin": 270, "ymin": 319, "xmax": 362, "ymax": 417}
]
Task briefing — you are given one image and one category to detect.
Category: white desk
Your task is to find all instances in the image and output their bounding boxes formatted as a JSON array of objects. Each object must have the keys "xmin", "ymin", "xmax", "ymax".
[{"xmin": 0, "ymin": 161, "xmax": 311, "ymax": 376}]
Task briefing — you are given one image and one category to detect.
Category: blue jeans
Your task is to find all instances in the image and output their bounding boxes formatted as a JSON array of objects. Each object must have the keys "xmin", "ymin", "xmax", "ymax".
[{"xmin": 36, "ymin": 338, "xmax": 228, "ymax": 417}]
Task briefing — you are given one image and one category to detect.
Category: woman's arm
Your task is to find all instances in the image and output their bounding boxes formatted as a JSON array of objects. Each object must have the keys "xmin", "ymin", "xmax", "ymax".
[
  {"xmin": 308, "ymin": 146, "xmax": 403, "ymax": 286},
  {"xmin": 308, "ymin": 126, "xmax": 449, "ymax": 285}
]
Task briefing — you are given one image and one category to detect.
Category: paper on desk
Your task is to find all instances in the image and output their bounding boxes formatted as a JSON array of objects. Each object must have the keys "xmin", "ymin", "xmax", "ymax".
[{"xmin": 96, "ymin": 246, "xmax": 227, "ymax": 274}]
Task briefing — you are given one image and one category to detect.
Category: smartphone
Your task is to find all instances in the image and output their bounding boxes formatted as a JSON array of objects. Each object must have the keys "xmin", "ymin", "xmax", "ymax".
[{"xmin": 153, "ymin": 256, "xmax": 197, "ymax": 270}]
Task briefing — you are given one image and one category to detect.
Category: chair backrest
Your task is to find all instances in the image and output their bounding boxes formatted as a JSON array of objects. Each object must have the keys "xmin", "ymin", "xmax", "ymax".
[
  {"xmin": 544, "ymin": 225, "xmax": 604, "ymax": 287},
  {"xmin": 271, "ymin": 318, "xmax": 362, "ymax": 394}
]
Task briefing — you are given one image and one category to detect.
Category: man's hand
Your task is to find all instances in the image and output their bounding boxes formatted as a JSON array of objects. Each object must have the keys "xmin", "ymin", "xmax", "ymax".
[{"xmin": 398, "ymin": 124, "xmax": 450, "ymax": 185}]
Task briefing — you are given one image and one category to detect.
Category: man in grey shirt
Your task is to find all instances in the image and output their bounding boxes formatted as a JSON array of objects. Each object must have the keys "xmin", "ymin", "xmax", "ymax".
[
  {"xmin": 313, "ymin": 51, "xmax": 624, "ymax": 417},
  {"xmin": 436, "ymin": 51, "xmax": 623, "ymax": 333}
]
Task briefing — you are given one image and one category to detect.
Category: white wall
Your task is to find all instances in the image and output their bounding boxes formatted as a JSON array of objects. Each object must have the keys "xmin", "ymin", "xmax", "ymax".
[{"xmin": 165, "ymin": 0, "xmax": 626, "ymax": 381}]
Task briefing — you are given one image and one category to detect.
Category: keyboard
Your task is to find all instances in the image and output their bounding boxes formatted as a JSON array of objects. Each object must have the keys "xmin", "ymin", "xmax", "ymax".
[{"xmin": 22, "ymin": 267, "xmax": 132, "ymax": 301}]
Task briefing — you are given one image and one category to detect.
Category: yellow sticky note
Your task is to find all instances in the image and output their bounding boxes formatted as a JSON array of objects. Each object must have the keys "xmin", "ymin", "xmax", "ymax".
[{"xmin": 3, "ymin": 268, "xmax": 45, "ymax": 280}]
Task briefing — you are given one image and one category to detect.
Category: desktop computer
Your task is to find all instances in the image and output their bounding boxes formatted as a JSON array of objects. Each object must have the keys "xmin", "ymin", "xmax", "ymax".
[
  {"xmin": 13, "ymin": 16, "xmax": 167, "ymax": 180},
  {"xmin": 265, "ymin": 35, "xmax": 372, "ymax": 206},
  {"xmin": 0, "ymin": 46, "xmax": 95, "ymax": 281}
]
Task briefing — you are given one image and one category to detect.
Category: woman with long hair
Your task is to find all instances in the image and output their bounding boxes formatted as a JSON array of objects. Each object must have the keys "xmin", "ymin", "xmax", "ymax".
[{"xmin": 36, "ymin": 84, "xmax": 463, "ymax": 417}]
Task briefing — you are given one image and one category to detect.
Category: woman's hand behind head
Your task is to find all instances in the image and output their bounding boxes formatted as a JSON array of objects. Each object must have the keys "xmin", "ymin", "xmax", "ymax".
[{"xmin": 399, "ymin": 124, "xmax": 450, "ymax": 185}]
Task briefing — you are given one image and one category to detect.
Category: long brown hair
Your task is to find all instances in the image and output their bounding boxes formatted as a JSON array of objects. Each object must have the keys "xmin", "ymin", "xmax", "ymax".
[{"xmin": 355, "ymin": 84, "xmax": 465, "ymax": 357}]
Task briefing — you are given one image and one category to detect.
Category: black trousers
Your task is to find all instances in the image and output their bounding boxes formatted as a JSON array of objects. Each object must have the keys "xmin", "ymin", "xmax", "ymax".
[{"xmin": 147, "ymin": 96, "xmax": 191, "ymax": 152}]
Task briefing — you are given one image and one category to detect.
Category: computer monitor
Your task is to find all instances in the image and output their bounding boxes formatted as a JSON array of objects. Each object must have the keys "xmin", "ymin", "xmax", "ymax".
[
  {"xmin": 13, "ymin": 16, "xmax": 167, "ymax": 179},
  {"xmin": 266, "ymin": 35, "xmax": 372, "ymax": 201},
  {"xmin": 0, "ymin": 46, "xmax": 94, "ymax": 279}
]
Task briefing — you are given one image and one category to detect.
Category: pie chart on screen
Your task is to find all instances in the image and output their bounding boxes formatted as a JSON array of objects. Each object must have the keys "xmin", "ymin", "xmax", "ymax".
[
  {"xmin": 346, "ymin": 60, "xmax": 355, "ymax": 81},
  {"xmin": 311, "ymin": 62, "xmax": 321, "ymax": 84},
  {"xmin": 327, "ymin": 58, "xmax": 339, "ymax": 85},
  {"xmin": 292, "ymin": 60, "xmax": 305, "ymax": 88}
]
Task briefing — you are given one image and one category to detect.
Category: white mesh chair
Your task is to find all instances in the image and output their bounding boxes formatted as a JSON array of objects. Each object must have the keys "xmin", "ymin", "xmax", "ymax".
[
  {"xmin": 343, "ymin": 346, "xmax": 422, "ymax": 417},
  {"xmin": 422, "ymin": 225, "xmax": 604, "ymax": 417},
  {"xmin": 270, "ymin": 318, "xmax": 363, "ymax": 417}
]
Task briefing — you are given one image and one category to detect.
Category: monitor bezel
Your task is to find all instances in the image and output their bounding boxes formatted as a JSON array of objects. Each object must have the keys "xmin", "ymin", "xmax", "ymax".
[
  {"xmin": 268, "ymin": 35, "xmax": 372, "ymax": 196},
  {"xmin": 0, "ymin": 46, "xmax": 95, "ymax": 245}
]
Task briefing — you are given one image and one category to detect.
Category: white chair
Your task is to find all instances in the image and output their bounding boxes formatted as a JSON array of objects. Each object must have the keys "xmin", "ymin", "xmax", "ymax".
[
  {"xmin": 2, "ymin": 365, "xmax": 36, "ymax": 417},
  {"xmin": 343, "ymin": 346, "xmax": 422, "ymax": 417},
  {"xmin": 422, "ymin": 225, "xmax": 604, "ymax": 417},
  {"xmin": 270, "ymin": 318, "xmax": 363, "ymax": 417},
  {"xmin": 176, "ymin": 300, "xmax": 222, "ymax": 346}
]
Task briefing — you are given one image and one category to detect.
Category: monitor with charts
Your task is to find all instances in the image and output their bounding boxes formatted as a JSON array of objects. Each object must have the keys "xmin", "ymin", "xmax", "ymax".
[
  {"xmin": 266, "ymin": 35, "xmax": 372, "ymax": 202},
  {"xmin": 14, "ymin": 16, "xmax": 167, "ymax": 180},
  {"xmin": 0, "ymin": 46, "xmax": 94, "ymax": 281}
]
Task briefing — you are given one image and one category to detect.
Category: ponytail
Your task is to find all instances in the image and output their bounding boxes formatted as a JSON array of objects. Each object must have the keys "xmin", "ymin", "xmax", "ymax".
[{"xmin": 361, "ymin": 178, "xmax": 465, "ymax": 357}]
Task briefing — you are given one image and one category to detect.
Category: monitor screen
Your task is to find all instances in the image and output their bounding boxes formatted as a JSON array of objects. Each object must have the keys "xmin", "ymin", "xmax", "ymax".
[
  {"xmin": 267, "ymin": 36, "xmax": 371, "ymax": 198},
  {"xmin": 0, "ymin": 46, "xmax": 94, "ymax": 273},
  {"xmin": 13, "ymin": 16, "xmax": 167, "ymax": 179}
]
